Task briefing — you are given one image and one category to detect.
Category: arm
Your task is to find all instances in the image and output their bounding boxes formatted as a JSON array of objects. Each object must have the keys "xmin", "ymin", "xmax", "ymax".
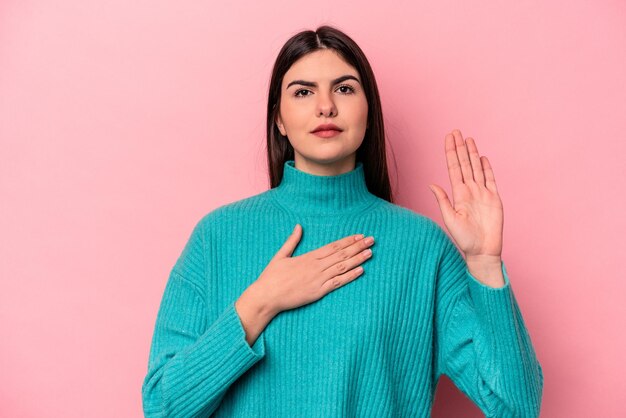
[
  {"xmin": 433, "ymin": 235, "xmax": 544, "ymax": 417},
  {"xmin": 141, "ymin": 218, "xmax": 266, "ymax": 418}
]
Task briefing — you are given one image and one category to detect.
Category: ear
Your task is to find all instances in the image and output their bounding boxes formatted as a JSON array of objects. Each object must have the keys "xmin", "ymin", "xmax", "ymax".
[{"xmin": 275, "ymin": 114, "xmax": 286, "ymax": 136}]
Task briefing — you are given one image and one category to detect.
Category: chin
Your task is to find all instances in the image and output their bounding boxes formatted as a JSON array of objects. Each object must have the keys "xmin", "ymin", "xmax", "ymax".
[{"xmin": 299, "ymin": 151, "xmax": 357, "ymax": 166}]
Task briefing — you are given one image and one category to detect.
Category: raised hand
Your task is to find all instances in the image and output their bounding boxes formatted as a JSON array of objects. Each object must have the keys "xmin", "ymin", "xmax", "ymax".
[{"xmin": 428, "ymin": 129, "xmax": 504, "ymax": 262}]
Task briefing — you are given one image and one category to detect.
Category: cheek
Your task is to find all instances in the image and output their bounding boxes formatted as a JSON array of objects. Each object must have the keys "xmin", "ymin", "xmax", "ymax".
[
  {"xmin": 360, "ymin": 98, "xmax": 369, "ymax": 120},
  {"xmin": 349, "ymin": 95, "xmax": 368, "ymax": 118},
  {"xmin": 281, "ymin": 103, "xmax": 310, "ymax": 128},
  {"xmin": 353, "ymin": 100, "xmax": 368, "ymax": 127}
]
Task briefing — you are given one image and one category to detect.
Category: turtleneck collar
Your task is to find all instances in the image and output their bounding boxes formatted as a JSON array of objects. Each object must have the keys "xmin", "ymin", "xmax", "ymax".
[{"xmin": 270, "ymin": 160, "xmax": 380, "ymax": 217}]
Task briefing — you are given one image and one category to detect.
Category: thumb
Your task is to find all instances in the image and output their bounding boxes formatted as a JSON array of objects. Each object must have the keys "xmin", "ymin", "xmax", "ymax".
[
  {"xmin": 428, "ymin": 184, "xmax": 454, "ymax": 221},
  {"xmin": 273, "ymin": 224, "xmax": 303, "ymax": 259}
]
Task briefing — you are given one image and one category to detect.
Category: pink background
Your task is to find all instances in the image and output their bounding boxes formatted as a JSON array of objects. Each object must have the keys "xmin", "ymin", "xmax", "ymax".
[{"xmin": 1, "ymin": 1, "xmax": 624, "ymax": 417}]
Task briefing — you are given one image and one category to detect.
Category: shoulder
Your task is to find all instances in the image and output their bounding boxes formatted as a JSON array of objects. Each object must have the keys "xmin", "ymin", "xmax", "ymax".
[
  {"xmin": 372, "ymin": 200, "xmax": 454, "ymax": 258},
  {"xmin": 195, "ymin": 189, "xmax": 277, "ymax": 230},
  {"xmin": 375, "ymin": 200, "xmax": 448, "ymax": 238}
]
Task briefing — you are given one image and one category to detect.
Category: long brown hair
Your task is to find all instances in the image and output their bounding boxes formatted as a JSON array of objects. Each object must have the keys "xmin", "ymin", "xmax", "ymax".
[{"xmin": 266, "ymin": 25, "xmax": 395, "ymax": 203}]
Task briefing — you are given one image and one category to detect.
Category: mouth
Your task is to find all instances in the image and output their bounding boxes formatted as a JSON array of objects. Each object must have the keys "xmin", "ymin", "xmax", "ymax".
[{"xmin": 311, "ymin": 129, "xmax": 342, "ymax": 138}]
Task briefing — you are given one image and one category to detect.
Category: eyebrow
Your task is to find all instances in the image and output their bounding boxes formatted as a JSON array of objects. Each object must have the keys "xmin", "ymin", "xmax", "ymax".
[{"xmin": 286, "ymin": 74, "xmax": 361, "ymax": 89}]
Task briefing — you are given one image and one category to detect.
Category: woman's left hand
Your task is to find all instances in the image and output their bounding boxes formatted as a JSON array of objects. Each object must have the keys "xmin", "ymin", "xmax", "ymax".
[{"xmin": 428, "ymin": 129, "xmax": 504, "ymax": 260}]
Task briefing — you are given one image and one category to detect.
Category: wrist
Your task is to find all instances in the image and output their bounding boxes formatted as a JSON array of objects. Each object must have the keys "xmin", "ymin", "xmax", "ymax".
[
  {"xmin": 239, "ymin": 282, "xmax": 279, "ymax": 320},
  {"xmin": 465, "ymin": 254, "xmax": 505, "ymax": 288},
  {"xmin": 465, "ymin": 254, "xmax": 502, "ymax": 266}
]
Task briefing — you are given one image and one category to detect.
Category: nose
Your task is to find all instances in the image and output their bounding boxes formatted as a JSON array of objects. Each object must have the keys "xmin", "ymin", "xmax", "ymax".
[{"xmin": 316, "ymin": 91, "xmax": 337, "ymax": 117}]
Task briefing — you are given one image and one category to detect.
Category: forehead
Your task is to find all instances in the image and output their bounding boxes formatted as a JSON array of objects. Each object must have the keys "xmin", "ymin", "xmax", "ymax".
[{"xmin": 283, "ymin": 49, "xmax": 358, "ymax": 81}]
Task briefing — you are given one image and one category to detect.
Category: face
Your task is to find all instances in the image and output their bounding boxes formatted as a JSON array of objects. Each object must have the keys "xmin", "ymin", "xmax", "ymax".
[{"xmin": 275, "ymin": 49, "xmax": 369, "ymax": 175}]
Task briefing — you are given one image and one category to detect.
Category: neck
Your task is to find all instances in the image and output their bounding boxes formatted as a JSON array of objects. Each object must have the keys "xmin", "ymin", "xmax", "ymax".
[
  {"xmin": 270, "ymin": 159, "xmax": 379, "ymax": 217},
  {"xmin": 292, "ymin": 155, "xmax": 357, "ymax": 176}
]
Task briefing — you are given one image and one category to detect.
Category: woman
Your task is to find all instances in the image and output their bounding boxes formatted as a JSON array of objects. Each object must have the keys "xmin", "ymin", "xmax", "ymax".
[{"xmin": 142, "ymin": 25, "xmax": 543, "ymax": 417}]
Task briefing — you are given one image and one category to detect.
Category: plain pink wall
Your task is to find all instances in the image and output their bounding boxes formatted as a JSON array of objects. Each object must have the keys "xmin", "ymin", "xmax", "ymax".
[{"xmin": 1, "ymin": 1, "xmax": 624, "ymax": 416}]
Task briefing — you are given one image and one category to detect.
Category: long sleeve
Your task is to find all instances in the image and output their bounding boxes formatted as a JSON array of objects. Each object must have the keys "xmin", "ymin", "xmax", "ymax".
[
  {"xmin": 141, "ymin": 218, "xmax": 266, "ymax": 418},
  {"xmin": 432, "ymin": 230, "xmax": 544, "ymax": 417}
]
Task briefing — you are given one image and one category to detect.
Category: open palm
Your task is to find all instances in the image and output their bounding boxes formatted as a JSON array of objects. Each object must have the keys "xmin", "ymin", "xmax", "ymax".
[{"xmin": 429, "ymin": 129, "xmax": 504, "ymax": 258}]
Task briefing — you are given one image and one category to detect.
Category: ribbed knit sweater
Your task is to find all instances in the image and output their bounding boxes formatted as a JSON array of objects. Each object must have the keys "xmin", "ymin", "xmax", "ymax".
[{"xmin": 142, "ymin": 160, "xmax": 544, "ymax": 418}]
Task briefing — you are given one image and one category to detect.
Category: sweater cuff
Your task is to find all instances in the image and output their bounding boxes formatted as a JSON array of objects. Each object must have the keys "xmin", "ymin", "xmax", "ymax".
[
  {"xmin": 223, "ymin": 300, "xmax": 266, "ymax": 359},
  {"xmin": 465, "ymin": 261, "xmax": 516, "ymax": 335}
]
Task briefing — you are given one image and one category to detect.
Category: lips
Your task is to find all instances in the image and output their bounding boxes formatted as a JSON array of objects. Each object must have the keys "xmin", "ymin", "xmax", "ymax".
[
  {"xmin": 311, "ymin": 123, "xmax": 342, "ymax": 133},
  {"xmin": 311, "ymin": 129, "xmax": 342, "ymax": 138}
]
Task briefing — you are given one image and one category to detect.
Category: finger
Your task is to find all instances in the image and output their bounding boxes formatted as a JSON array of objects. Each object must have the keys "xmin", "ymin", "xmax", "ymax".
[
  {"xmin": 429, "ymin": 183, "xmax": 455, "ymax": 224},
  {"xmin": 319, "ymin": 266, "xmax": 364, "ymax": 295},
  {"xmin": 445, "ymin": 133, "xmax": 463, "ymax": 189},
  {"xmin": 480, "ymin": 156, "xmax": 498, "ymax": 192},
  {"xmin": 273, "ymin": 224, "xmax": 303, "ymax": 259},
  {"xmin": 319, "ymin": 235, "xmax": 373, "ymax": 272},
  {"xmin": 310, "ymin": 233, "xmax": 365, "ymax": 260},
  {"xmin": 466, "ymin": 137, "xmax": 486, "ymax": 186},
  {"xmin": 451, "ymin": 129, "xmax": 474, "ymax": 183}
]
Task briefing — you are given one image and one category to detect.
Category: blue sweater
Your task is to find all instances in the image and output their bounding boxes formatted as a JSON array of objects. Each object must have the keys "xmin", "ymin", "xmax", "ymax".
[{"xmin": 142, "ymin": 160, "xmax": 543, "ymax": 417}]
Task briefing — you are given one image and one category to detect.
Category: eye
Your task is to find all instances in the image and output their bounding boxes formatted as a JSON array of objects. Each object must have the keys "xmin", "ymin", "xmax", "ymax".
[
  {"xmin": 337, "ymin": 84, "xmax": 356, "ymax": 94},
  {"xmin": 294, "ymin": 89, "xmax": 312, "ymax": 98},
  {"xmin": 294, "ymin": 85, "xmax": 356, "ymax": 98}
]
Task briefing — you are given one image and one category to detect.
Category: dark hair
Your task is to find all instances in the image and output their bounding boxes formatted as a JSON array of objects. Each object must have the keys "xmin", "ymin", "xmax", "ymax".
[{"xmin": 265, "ymin": 25, "xmax": 395, "ymax": 203}]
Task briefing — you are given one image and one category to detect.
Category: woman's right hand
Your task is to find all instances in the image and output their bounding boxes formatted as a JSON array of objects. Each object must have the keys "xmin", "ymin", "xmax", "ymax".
[{"xmin": 251, "ymin": 224, "xmax": 375, "ymax": 316}]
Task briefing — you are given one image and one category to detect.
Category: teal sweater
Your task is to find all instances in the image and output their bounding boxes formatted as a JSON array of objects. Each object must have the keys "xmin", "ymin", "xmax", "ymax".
[{"xmin": 142, "ymin": 160, "xmax": 543, "ymax": 417}]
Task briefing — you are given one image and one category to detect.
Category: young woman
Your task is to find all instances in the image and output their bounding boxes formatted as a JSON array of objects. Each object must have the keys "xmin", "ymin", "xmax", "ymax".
[{"xmin": 142, "ymin": 25, "xmax": 543, "ymax": 417}]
